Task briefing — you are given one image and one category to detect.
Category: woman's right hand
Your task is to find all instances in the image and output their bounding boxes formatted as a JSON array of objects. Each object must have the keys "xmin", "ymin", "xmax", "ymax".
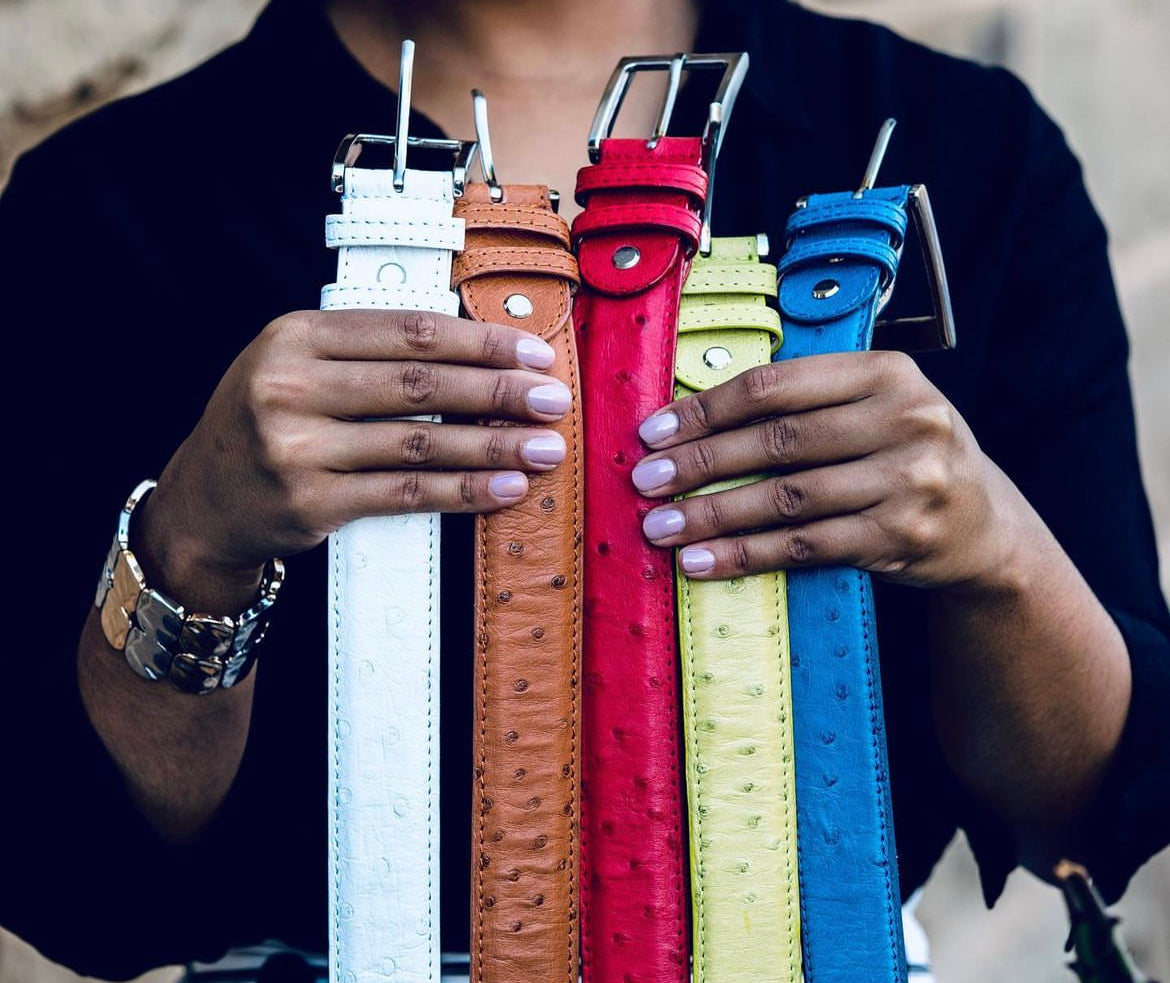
[{"xmin": 136, "ymin": 308, "xmax": 571, "ymax": 603}]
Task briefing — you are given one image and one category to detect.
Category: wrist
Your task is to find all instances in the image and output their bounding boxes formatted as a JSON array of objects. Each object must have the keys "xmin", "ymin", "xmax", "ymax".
[
  {"xmin": 134, "ymin": 483, "xmax": 266, "ymax": 614},
  {"xmin": 939, "ymin": 462, "xmax": 1045, "ymax": 604}
]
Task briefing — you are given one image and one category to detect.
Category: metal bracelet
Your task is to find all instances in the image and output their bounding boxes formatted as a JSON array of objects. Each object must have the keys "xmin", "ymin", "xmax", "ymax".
[{"xmin": 95, "ymin": 479, "xmax": 285, "ymax": 694}]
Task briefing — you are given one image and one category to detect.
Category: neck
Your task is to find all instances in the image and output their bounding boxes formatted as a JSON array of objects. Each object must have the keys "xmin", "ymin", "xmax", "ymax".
[{"xmin": 327, "ymin": 0, "xmax": 700, "ymax": 97}]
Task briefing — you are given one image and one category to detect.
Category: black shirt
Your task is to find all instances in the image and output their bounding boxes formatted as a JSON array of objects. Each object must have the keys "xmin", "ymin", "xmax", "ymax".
[{"xmin": 2, "ymin": 0, "xmax": 1167, "ymax": 976}]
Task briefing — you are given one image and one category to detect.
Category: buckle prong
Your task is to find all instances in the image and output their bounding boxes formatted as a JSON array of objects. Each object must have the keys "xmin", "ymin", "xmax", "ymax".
[
  {"xmin": 471, "ymin": 89, "xmax": 504, "ymax": 202},
  {"xmin": 647, "ymin": 53, "xmax": 687, "ymax": 151},
  {"xmin": 393, "ymin": 39, "xmax": 416, "ymax": 192},
  {"xmin": 857, "ymin": 117, "xmax": 897, "ymax": 197}
]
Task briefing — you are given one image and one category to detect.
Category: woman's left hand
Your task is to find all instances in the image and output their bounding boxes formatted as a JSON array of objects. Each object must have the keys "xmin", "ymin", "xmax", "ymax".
[{"xmin": 634, "ymin": 349, "xmax": 1025, "ymax": 589}]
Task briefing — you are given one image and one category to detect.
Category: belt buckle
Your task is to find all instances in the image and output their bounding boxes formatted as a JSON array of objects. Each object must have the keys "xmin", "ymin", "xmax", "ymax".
[
  {"xmin": 891, "ymin": 183, "xmax": 958, "ymax": 351},
  {"xmin": 331, "ymin": 39, "xmax": 479, "ymax": 196},
  {"xmin": 840, "ymin": 118, "xmax": 958, "ymax": 351},
  {"xmin": 585, "ymin": 52, "xmax": 750, "ymax": 255}
]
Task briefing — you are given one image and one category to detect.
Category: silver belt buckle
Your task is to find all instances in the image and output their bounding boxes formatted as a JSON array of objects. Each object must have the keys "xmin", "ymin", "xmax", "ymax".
[
  {"xmin": 798, "ymin": 118, "xmax": 958, "ymax": 352},
  {"xmin": 585, "ymin": 52, "xmax": 749, "ymax": 256},
  {"xmin": 330, "ymin": 39, "xmax": 479, "ymax": 195}
]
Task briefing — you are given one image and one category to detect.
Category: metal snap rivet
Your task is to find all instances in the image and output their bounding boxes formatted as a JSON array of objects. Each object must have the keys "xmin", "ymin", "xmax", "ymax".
[
  {"xmin": 812, "ymin": 278, "xmax": 840, "ymax": 299},
  {"xmin": 613, "ymin": 245, "xmax": 641, "ymax": 269},
  {"xmin": 703, "ymin": 345, "xmax": 733, "ymax": 370},
  {"xmin": 377, "ymin": 262, "xmax": 407, "ymax": 285},
  {"xmin": 503, "ymin": 293, "xmax": 534, "ymax": 318}
]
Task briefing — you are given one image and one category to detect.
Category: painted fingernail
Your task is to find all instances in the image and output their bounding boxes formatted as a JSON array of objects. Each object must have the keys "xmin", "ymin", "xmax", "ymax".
[
  {"xmin": 643, "ymin": 508, "xmax": 685, "ymax": 541},
  {"xmin": 516, "ymin": 337, "xmax": 555, "ymax": 369},
  {"xmin": 680, "ymin": 547, "xmax": 716, "ymax": 574},
  {"xmin": 527, "ymin": 382, "xmax": 572, "ymax": 416},
  {"xmin": 631, "ymin": 457, "xmax": 677, "ymax": 492},
  {"xmin": 639, "ymin": 411, "xmax": 679, "ymax": 446},
  {"xmin": 521, "ymin": 433, "xmax": 566, "ymax": 466},
  {"xmin": 490, "ymin": 472, "xmax": 528, "ymax": 500}
]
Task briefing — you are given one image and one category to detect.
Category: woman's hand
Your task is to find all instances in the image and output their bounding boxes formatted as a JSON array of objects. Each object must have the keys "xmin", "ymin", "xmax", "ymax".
[
  {"xmin": 138, "ymin": 308, "xmax": 571, "ymax": 606},
  {"xmin": 635, "ymin": 350, "xmax": 1025, "ymax": 590}
]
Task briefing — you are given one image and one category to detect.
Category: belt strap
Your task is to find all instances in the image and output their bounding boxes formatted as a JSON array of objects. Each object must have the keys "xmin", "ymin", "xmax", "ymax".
[
  {"xmin": 572, "ymin": 135, "xmax": 706, "ymax": 983},
  {"xmin": 674, "ymin": 236, "xmax": 801, "ymax": 983},
  {"xmin": 452, "ymin": 184, "xmax": 583, "ymax": 983},
  {"xmin": 322, "ymin": 166, "xmax": 463, "ymax": 983},
  {"xmin": 774, "ymin": 187, "xmax": 910, "ymax": 983}
]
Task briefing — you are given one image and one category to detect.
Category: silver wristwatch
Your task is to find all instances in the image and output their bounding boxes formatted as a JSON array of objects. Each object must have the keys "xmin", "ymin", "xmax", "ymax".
[{"xmin": 94, "ymin": 479, "xmax": 285, "ymax": 694}]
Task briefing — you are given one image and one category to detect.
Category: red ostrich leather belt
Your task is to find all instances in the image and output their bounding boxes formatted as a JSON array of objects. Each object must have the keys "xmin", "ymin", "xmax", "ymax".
[{"xmin": 573, "ymin": 133, "xmax": 707, "ymax": 983}]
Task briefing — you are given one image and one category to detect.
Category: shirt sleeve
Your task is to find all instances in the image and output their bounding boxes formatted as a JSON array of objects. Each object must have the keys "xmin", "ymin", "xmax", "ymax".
[
  {"xmin": 962, "ymin": 72, "xmax": 1170, "ymax": 906},
  {"xmin": 0, "ymin": 137, "xmax": 246, "ymax": 977}
]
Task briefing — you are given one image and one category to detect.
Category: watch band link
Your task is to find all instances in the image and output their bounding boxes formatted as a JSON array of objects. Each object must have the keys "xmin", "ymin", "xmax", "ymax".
[
  {"xmin": 451, "ymin": 184, "xmax": 583, "ymax": 983},
  {"xmin": 674, "ymin": 237, "xmax": 802, "ymax": 983},
  {"xmin": 322, "ymin": 165, "xmax": 463, "ymax": 983},
  {"xmin": 573, "ymin": 135, "xmax": 707, "ymax": 983},
  {"xmin": 774, "ymin": 187, "xmax": 911, "ymax": 983}
]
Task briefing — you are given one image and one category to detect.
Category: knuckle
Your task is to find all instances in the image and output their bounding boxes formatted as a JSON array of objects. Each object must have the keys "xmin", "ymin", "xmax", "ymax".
[
  {"xmin": 899, "ymin": 514, "xmax": 939, "ymax": 555},
  {"xmin": 904, "ymin": 399, "xmax": 956, "ymax": 440},
  {"xmin": 395, "ymin": 471, "xmax": 428, "ymax": 511},
  {"xmin": 489, "ymin": 373, "xmax": 516, "ymax": 415},
  {"xmin": 761, "ymin": 415, "xmax": 800, "ymax": 465},
  {"xmin": 688, "ymin": 439, "xmax": 718, "ymax": 481},
  {"xmin": 784, "ymin": 532, "xmax": 815, "ymax": 565},
  {"xmin": 742, "ymin": 363, "xmax": 780, "ymax": 403},
  {"xmin": 875, "ymin": 349, "xmax": 916, "ymax": 382},
  {"xmin": 264, "ymin": 311, "xmax": 315, "ymax": 348},
  {"xmin": 482, "ymin": 429, "xmax": 508, "ymax": 467},
  {"xmin": 459, "ymin": 471, "xmax": 480, "ymax": 506},
  {"xmin": 698, "ymin": 493, "xmax": 725, "ymax": 533},
  {"xmin": 676, "ymin": 393, "xmax": 711, "ymax": 433},
  {"xmin": 728, "ymin": 537, "xmax": 754, "ymax": 574},
  {"xmin": 257, "ymin": 424, "xmax": 312, "ymax": 473},
  {"xmin": 399, "ymin": 361, "xmax": 440, "ymax": 405},
  {"xmin": 247, "ymin": 366, "xmax": 308, "ymax": 414},
  {"xmin": 397, "ymin": 310, "xmax": 440, "ymax": 352},
  {"xmin": 767, "ymin": 478, "xmax": 805, "ymax": 521},
  {"xmin": 903, "ymin": 453, "xmax": 950, "ymax": 501},
  {"xmin": 400, "ymin": 426, "xmax": 436, "ymax": 466},
  {"xmin": 480, "ymin": 328, "xmax": 511, "ymax": 364}
]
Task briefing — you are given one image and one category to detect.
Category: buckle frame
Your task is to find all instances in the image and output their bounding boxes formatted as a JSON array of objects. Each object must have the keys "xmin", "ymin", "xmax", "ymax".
[
  {"xmin": 585, "ymin": 52, "xmax": 749, "ymax": 255},
  {"xmin": 330, "ymin": 133, "xmax": 478, "ymax": 196},
  {"xmin": 330, "ymin": 39, "xmax": 479, "ymax": 197},
  {"xmin": 877, "ymin": 183, "xmax": 957, "ymax": 352}
]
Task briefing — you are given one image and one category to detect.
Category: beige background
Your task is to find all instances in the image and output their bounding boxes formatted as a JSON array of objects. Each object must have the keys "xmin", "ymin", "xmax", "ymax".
[{"xmin": 1, "ymin": 0, "xmax": 1166, "ymax": 980}]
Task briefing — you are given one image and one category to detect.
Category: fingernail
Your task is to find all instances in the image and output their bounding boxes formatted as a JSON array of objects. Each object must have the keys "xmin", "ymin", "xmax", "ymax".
[
  {"xmin": 516, "ymin": 337, "xmax": 555, "ymax": 369},
  {"xmin": 680, "ymin": 547, "xmax": 716, "ymax": 574},
  {"xmin": 631, "ymin": 457, "xmax": 677, "ymax": 492},
  {"xmin": 643, "ymin": 508, "xmax": 685, "ymax": 541},
  {"xmin": 528, "ymin": 382, "xmax": 572, "ymax": 416},
  {"xmin": 521, "ymin": 433, "xmax": 566, "ymax": 466},
  {"xmin": 639, "ymin": 411, "xmax": 679, "ymax": 446},
  {"xmin": 490, "ymin": 472, "xmax": 528, "ymax": 500}
]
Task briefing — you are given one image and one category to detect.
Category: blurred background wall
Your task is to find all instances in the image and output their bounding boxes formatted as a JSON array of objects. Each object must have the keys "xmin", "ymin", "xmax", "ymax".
[{"xmin": 0, "ymin": 0, "xmax": 1166, "ymax": 980}]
